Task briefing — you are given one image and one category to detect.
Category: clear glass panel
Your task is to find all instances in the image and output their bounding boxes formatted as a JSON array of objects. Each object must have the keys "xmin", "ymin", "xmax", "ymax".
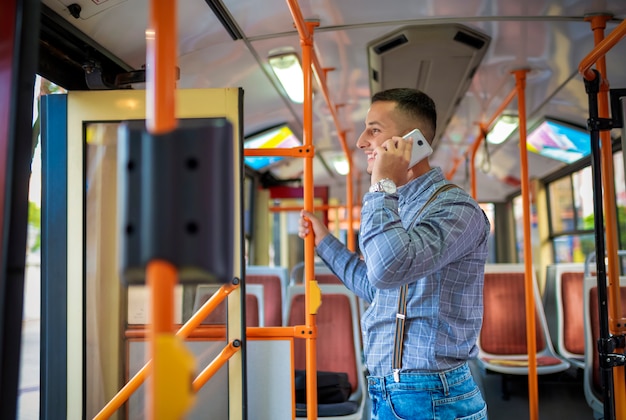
[
  {"xmin": 548, "ymin": 176, "xmax": 573, "ymax": 233},
  {"xmin": 85, "ymin": 122, "xmax": 229, "ymax": 418},
  {"xmin": 85, "ymin": 122, "xmax": 123, "ymax": 417},
  {"xmin": 573, "ymin": 166, "xmax": 594, "ymax": 230}
]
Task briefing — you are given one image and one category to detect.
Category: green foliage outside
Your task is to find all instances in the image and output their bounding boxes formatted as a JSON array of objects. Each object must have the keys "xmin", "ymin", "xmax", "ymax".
[
  {"xmin": 27, "ymin": 76, "xmax": 65, "ymax": 255},
  {"xmin": 28, "ymin": 201, "xmax": 40, "ymax": 252},
  {"xmin": 579, "ymin": 205, "xmax": 626, "ymax": 256}
]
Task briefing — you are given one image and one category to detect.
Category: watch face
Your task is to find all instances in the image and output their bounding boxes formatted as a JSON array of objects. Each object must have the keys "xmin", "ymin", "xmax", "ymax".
[
  {"xmin": 381, "ymin": 179, "xmax": 397, "ymax": 193},
  {"xmin": 369, "ymin": 178, "xmax": 397, "ymax": 193}
]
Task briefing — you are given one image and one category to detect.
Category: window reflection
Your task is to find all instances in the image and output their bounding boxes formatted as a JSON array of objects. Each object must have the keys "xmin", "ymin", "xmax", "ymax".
[{"xmin": 548, "ymin": 162, "xmax": 600, "ymax": 263}]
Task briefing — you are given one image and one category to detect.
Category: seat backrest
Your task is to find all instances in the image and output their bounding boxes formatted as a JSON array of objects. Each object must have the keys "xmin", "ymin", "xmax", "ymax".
[
  {"xmin": 290, "ymin": 261, "xmax": 342, "ymax": 285},
  {"xmin": 478, "ymin": 264, "xmax": 570, "ymax": 375},
  {"xmin": 559, "ymin": 270, "xmax": 585, "ymax": 356},
  {"xmin": 286, "ymin": 284, "xmax": 362, "ymax": 395},
  {"xmin": 194, "ymin": 284, "xmax": 263, "ymax": 327},
  {"xmin": 480, "ymin": 266, "xmax": 546, "ymax": 355},
  {"xmin": 246, "ymin": 293, "xmax": 260, "ymax": 327},
  {"xmin": 544, "ymin": 263, "xmax": 585, "ymax": 364},
  {"xmin": 246, "ymin": 265, "xmax": 289, "ymax": 327}
]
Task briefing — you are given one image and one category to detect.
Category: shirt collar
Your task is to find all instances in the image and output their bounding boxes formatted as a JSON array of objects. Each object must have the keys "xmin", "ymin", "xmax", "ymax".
[{"xmin": 397, "ymin": 167, "xmax": 445, "ymax": 205}]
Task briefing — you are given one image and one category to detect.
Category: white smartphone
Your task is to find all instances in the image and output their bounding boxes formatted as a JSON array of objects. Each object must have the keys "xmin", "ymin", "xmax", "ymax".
[{"xmin": 403, "ymin": 128, "xmax": 433, "ymax": 167}]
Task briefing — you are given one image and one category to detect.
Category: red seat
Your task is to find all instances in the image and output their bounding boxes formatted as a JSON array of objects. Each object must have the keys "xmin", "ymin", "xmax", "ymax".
[
  {"xmin": 285, "ymin": 284, "xmax": 366, "ymax": 418},
  {"xmin": 481, "ymin": 271, "xmax": 547, "ymax": 355},
  {"xmin": 288, "ymin": 293, "xmax": 357, "ymax": 393},
  {"xmin": 247, "ymin": 274, "xmax": 283, "ymax": 326},
  {"xmin": 561, "ymin": 271, "xmax": 585, "ymax": 356},
  {"xmin": 478, "ymin": 264, "xmax": 570, "ymax": 377},
  {"xmin": 197, "ymin": 290, "xmax": 260, "ymax": 327},
  {"xmin": 587, "ymin": 285, "xmax": 626, "ymax": 400}
]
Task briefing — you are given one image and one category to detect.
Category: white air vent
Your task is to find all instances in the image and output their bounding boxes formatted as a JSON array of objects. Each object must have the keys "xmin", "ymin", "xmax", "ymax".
[{"xmin": 368, "ymin": 24, "xmax": 491, "ymax": 145}]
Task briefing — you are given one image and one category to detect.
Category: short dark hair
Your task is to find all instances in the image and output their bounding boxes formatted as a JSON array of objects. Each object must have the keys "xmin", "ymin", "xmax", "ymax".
[{"xmin": 371, "ymin": 88, "xmax": 437, "ymax": 139}]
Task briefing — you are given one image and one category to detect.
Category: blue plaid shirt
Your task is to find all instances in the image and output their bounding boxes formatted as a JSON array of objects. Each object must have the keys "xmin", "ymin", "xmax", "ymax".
[{"xmin": 316, "ymin": 167, "xmax": 490, "ymax": 376}]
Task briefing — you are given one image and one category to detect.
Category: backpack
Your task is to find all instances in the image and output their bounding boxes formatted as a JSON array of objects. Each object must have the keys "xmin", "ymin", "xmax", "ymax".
[{"xmin": 294, "ymin": 370, "xmax": 352, "ymax": 404}]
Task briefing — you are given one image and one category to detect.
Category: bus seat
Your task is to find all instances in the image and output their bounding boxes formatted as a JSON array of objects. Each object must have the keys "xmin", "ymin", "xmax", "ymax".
[
  {"xmin": 543, "ymin": 263, "xmax": 585, "ymax": 369},
  {"xmin": 290, "ymin": 261, "xmax": 342, "ymax": 286},
  {"xmin": 583, "ymin": 271, "xmax": 626, "ymax": 417},
  {"xmin": 477, "ymin": 264, "xmax": 570, "ymax": 397},
  {"xmin": 246, "ymin": 265, "xmax": 289, "ymax": 326},
  {"xmin": 193, "ymin": 284, "xmax": 264, "ymax": 327},
  {"xmin": 286, "ymin": 284, "xmax": 366, "ymax": 419}
]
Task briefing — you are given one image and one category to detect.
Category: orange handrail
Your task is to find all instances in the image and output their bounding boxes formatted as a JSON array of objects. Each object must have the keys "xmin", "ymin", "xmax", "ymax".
[
  {"xmin": 244, "ymin": 146, "xmax": 314, "ymax": 158},
  {"xmin": 444, "ymin": 156, "xmax": 464, "ymax": 180},
  {"xmin": 468, "ymin": 123, "xmax": 487, "ymax": 200},
  {"xmin": 583, "ymin": 14, "xmax": 626, "ymax": 419},
  {"xmin": 192, "ymin": 340, "xmax": 242, "ymax": 392},
  {"xmin": 579, "ymin": 17, "xmax": 626, "ymax": 81},
  {"xmin": 446, "ymin": 86, "xmax": 516, "ymax": 195},
  {"xmin": 513, "ymin": 68, "xmax": 539, "ymax": 420},
  {"xmin": 469, "ymin": 87, "xmax": 518, "ymax": 199},
  {"xmin": 93, "ymin": 283, "xmax": 239, "ymax": 420},
  {"xmin": 269, "ymin": 204, "xmax": 353, "ymax": 212}
]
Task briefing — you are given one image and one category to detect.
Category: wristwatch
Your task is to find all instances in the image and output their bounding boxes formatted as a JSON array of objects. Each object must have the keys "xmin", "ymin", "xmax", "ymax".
[{"xmin": 369, "ymin": 178, "xmax": 397, "ymax": 194}]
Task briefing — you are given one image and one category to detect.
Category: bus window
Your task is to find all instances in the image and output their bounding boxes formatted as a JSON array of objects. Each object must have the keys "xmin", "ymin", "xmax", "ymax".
[
  {"xmin": 513, "ymin": 194, "xmax": 539, "ymax": 263},
  {"xmin": 548, "ymin": 166, "xmax": 595, "ymax": 263}
]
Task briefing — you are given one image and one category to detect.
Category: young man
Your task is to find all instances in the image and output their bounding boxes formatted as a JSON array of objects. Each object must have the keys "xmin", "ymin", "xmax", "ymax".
[{"xmin": 299, "ymin": 88, "xmax": 489, "ymax": 419}]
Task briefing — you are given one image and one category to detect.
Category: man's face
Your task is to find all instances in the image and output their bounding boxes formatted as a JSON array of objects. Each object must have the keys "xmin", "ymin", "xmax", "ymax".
[{"xmin": 356, "ymin": 101, "xmax": 408, "ymax": 174}]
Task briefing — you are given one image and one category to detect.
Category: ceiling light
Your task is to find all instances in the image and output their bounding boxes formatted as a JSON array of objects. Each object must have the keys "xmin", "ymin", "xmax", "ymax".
[
  {"xmin": 487, "ymin": 115, "xmax": 518, "ymax": 145},
  {"xmin": 332, "ymin": 155, "xmax": 350, "ymax": 175},
  {"xmin": 269, "ymin": 53, "xmax": 304, "ymax": 104}
]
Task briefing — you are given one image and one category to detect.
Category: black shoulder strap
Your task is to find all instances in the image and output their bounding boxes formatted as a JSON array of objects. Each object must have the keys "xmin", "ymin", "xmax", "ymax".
[{"xmin": 392, "ymin": 183, "xmax": 459, "ymax": 382}]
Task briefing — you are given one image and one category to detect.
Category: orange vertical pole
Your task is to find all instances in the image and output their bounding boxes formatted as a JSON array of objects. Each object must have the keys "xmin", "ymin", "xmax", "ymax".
[
  {"xmin": 513, "ymin": 68, "xmax": 539, "ymax": 420},
  {"xmin": 301, "ymin": 23, "xmax": 319, "ymax": 419},
  {"xmin": 285, "ymin": 2, "xmax": 360, "ymax": 417},
  {"xmin": 587, "ymin": 14, "xmax": 626, "ymax": 420},
  {"xmin": 145, "ymin": 0, "xmax": 179, "ymax": 418},
  {"xmin": 469, "ymin": 124, "xmax": 487, "ymax": 200},
  {"xmin": 146, "ymin": 0, "xmax": 176, "ymax": 135},
  {"xmin": 579, "ymin": 18, "xmax": 626, "ymax": 82},
  {"xmin": 283, "ymin": 1, "xmax": 321, "ymax": 413},
  {"xmin": 146, "ymin": 262, "xmax": 178, "ymax": 420}
]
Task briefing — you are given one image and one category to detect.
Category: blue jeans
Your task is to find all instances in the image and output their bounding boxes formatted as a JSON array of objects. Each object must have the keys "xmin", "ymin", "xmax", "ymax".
[{"xmin": 367, "ymin": 363, "xmax": 487, "ymax": 420}]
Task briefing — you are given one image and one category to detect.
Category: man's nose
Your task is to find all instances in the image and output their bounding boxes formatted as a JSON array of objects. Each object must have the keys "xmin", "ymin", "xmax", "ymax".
[{"xmin": 356, "ymin": 132, "xmax": 367, "ymax": 149}]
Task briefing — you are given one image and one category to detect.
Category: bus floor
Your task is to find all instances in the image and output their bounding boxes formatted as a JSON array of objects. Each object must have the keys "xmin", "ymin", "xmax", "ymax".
[{"xmin": 472, "ymin": 361, "xmax": 597, "ymax": 420}]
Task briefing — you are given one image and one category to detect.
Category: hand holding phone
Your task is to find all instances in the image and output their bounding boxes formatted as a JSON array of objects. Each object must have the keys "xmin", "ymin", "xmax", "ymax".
[{"xmin": 403, "ymin": 128, "xmax": 433, "ymax": 168}]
